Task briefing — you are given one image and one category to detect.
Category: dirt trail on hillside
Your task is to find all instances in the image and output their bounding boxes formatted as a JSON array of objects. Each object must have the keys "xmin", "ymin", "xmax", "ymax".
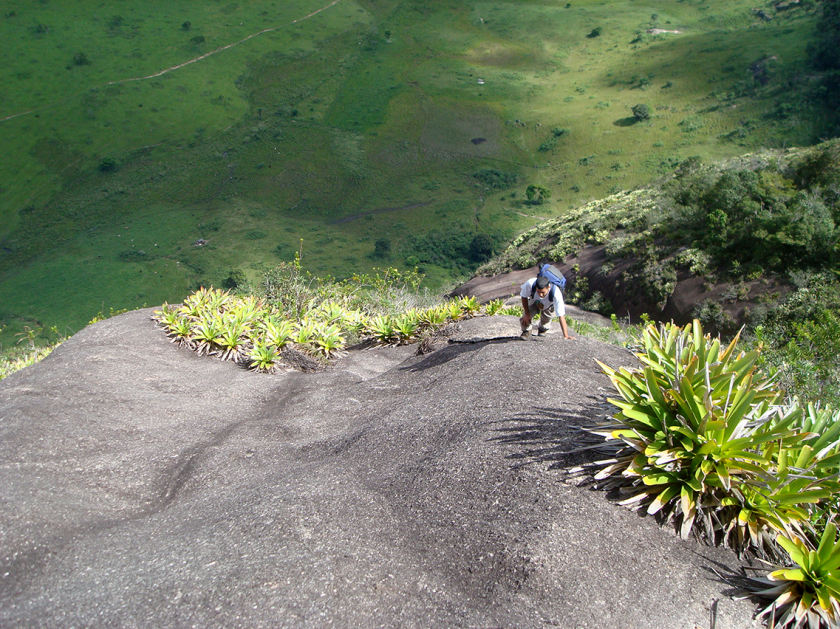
[{"xmin": 0, "ymin": 0, "xmax": 344, "ymax": 124}]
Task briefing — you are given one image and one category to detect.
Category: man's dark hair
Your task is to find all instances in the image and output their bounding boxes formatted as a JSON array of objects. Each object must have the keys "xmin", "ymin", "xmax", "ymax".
[{"xmin": 535, "ymin": 276, "xmax": 550, "ymax": 289}]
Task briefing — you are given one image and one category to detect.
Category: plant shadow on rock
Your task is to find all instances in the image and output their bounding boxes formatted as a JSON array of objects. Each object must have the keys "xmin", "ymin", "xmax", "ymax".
[
  {"xmin": 491, "ymin": 398, "xmax": 615, "ymax": 470},
  {"xmin": 402, "ymin": 336, "xmax": 523, "ymax": 373}
]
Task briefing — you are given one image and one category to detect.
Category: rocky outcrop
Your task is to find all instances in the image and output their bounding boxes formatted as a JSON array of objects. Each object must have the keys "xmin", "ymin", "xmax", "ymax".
[{"xmin": 0, "ymin": 310, "xmax": 759, "ymax": 628}]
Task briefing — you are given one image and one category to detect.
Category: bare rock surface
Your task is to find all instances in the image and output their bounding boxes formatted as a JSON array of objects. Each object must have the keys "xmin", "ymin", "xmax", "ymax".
[{"xmin": 0, "ymin": 309, "xmax": 759, "ymax": 628}]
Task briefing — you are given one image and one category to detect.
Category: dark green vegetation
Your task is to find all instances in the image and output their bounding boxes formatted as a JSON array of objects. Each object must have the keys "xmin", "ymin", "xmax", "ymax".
[
  {"xmin": 808, "ymin": 0, "xmax": 840, "ymax": 135},
  {"xmin": 0, "ymin": 0, "xmax": 835, "ymax": 350},
  {"xmin": 482, "ymin": 139, "xmax": 840, "ymax": 407}
]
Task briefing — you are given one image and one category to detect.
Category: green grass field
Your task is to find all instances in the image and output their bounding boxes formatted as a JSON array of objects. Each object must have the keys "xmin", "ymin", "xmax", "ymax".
[{"xmin": 0, "ymin": 0, "xmax": 827, "ymax": 347}]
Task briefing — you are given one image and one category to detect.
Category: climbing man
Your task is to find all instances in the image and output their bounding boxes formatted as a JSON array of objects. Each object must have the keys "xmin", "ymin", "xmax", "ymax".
[{"xmin": 519, "ymin": 275, "xmax": 574, "ymax": 340}]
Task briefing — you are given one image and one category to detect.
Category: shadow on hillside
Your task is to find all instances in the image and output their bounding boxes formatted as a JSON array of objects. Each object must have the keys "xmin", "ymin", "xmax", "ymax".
[
  {"xmin": 490, "ymin": 397, "xmax": 614, "ymax": 471},
  {"xmin": 613, "ymin": 117, "xmax": 638, "ymax": 127}
]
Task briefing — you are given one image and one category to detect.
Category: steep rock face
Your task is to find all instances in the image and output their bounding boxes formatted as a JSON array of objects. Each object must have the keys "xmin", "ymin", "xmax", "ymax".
[
  {"xmin": 558, "ymin": 245, "xmax": 792, "ymax": 328},
  {"xmin": 0, "ymin": 310, "xmax": 759, "ymax": 628},
  {"xmin": 455, "ymin": 252, "xmax": 791, "ymax": 332}
]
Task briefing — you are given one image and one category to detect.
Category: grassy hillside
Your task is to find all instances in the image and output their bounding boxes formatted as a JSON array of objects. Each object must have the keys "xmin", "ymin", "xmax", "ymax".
[{"xmin": 0, "ymin": 0, "xmax": 829, "ymax": 348}]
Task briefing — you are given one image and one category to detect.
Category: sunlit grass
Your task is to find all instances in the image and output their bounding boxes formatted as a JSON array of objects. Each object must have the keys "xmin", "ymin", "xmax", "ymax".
[
  {"xmin": 0, "ymin": 344, "xmax": 59, "ymax": 381},
  {"xmin": 0, "ymin": 0, "xmax": 824, "ymax": 349}
]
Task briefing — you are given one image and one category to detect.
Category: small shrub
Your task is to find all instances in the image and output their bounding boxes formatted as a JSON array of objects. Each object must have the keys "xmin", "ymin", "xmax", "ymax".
[
  {"xmin": 631, "ymin": 104, "xmax": 651, "ymax": 121},
  {"xmin": 117, "ymin": 250, "xmax": 149, "ymax": 262},
  {"xmin": 675, "ymin": 248, "xmax": 711, "ymax": 275},
  {"xmin": 98, "ymin": 157, "xmax": 118, "ymax": 172},
  {"xmin": 679, "ymin": 115, "xmax": 703, "ymax": 132},
  {"xmin": 568, "ymin": 276, "xmax": 589, "ymax": 303},
  {"xmin": 640, "ymin": 259, "xmax": 676, "ymax": 309},
  {"xmin": 693, "ymin": 299, "xmax": 735, "ymax": 333},
  {"xmin": 473, "ymin": 169, "xmax": 520, "ymax": 190},
  {"xmin": 581, "ymin": 291, "xmax": 613, "ymax": 315},
  {"xmin": 72, "ymin": 52, "xmax": 90, "ymax": 66},
  {"xmin": 200, "ymin": 219, "xmax": 222, "ymax": 234},
  {"xmin": 373, "ymin": 238, "xmax": 391, "ymax": 258},
  {"xmin": 223, "ymin": 269, "xmax": 247, "ymax": 290}
]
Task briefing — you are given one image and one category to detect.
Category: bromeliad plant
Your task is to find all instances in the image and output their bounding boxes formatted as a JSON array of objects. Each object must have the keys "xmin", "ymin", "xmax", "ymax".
[
  {"xmin": 742, "ymin": 522, "xmax": 840, "ymax": 629},
  {"xmin": 248, "ymin": 341, "xmax": 282, "ymax": 373},
  {"xmin": 419, "ymin": 305, "xmax": 448, "ymax": 328},
  {"xmin": 154, "ymin": 264, "xmax": 526, "ymax": 371},
  {"xmin": 578, "ymin": 320, "xmax": 840, "ymax": 558},
  {"xmin": 484, "ymin": 299, "xmax": 506, "ymax": 317},
  {"xmin": 393, "ymin": 310, "xmax": 421, "ymax": 343},
  {"xmin": 457, "ymin": 295, "xmax": 481, "ymax": 318},
  {"xmin": 733, "ymin": 403, "xmax": 840, "ymax": 557}
]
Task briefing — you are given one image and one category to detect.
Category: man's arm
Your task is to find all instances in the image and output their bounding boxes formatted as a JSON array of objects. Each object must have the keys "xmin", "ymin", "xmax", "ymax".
[
  {"xmin": 558, "ymin": 315, "xmax": 574, "ymax": 340},
  {"xmin": 520, "ymin": 296, "xmax": 531, "ymax": 326},
  {"xmin": 553, "ymin": 288, "xmax": 574, "ymax": 340}
]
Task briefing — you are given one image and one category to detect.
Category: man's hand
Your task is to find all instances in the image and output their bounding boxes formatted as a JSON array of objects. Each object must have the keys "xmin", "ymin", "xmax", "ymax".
[
  {"xmin": 559, "ymin": 316, "xmax": 574, "ymax": 340},
  {"xmin": 519, "ymin": 296, "xmax": 532, "ymax": 329}
]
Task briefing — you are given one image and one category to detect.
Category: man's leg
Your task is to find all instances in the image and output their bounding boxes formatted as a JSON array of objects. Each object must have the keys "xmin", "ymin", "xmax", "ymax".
[
  {"xmin": 520, "ymin": 303, "xmax": 541, "ymax": 338},
  {"xmin": 521, "ymin": 303, "xmax": 541, "ymax": 332},
  {"xmin": 537, "ymin": 307, "xmax": 554, "ymax": 335}
]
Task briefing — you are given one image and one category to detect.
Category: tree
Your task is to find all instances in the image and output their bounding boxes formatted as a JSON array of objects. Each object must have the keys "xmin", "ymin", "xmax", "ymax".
[
  {"xmin": 98, "ymin": 157, "xmax": 118, "ymax": 173},
  {"xmin": 631, "ymin": 103, "xmax": 651, "ymax": 122},
  {"xmin": 182, "ymin": 21, "xmax": 192, "ymax": 31},
  {"xmin": 223, "ymin": 269, "xmax": 247, "ymax": 290},
  {"xmin": 809, "ymin": 0, "xmax": 840, "ymax": 70},
  {"xmin": 807, "ymin": 0, "xmax": 840, "ymax": 133},
  {"xmin": 525, "ymin": 185, "xmax": 551, "ymax": 205},
  {"xmin": 587, "ymin": 27, "xmax": 602, "ymax": 38},
  {"xmin": 469, "ymin": 234, "xmax": 494, "ymax": 261},
  {"xmin": 374, "ymin": 238, "xmax": 391, "ymax": 258}
]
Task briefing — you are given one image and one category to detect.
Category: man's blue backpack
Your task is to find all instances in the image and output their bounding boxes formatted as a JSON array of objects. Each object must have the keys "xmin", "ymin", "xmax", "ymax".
[{"xmin": 530, "ymin": 263, "xmax": 566, "ymax": 300}]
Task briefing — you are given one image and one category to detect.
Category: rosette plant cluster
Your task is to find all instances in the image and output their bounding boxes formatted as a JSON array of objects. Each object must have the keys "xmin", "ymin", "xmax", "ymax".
[
  {"xmin": 153, "ymin": 287, "xmax": 505, "ymax": 373},
  {"xmin": 578, "ymin": 320, "xmax": 840, "ymax": 628}
]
